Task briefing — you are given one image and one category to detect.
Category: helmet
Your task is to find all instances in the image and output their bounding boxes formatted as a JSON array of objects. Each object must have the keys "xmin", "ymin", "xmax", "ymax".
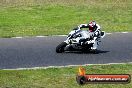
[{"xmin": 88, "ymin": 21, "xmax": 96, "ymax": 32}]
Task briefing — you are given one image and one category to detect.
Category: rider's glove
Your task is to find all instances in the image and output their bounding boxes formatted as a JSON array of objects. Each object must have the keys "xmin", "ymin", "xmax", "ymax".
[
  {"xmin": 94, "ymin": 37, "xmax": 97, "ymax": 41},
  {"xmin": 91, "ymin": 37, "xmax": 97, "ymax": 43}
]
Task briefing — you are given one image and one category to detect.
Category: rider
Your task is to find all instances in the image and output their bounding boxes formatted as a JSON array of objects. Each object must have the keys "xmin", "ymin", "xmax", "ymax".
[{"xmin": 73, "ymin": 21, "xmax": 101, "ymax": 51}]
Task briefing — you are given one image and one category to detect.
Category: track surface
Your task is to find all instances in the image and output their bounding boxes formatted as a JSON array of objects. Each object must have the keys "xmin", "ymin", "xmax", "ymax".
[{"xmin": 0, "ymin": 33, "xmax": 132, "ymax": 69}]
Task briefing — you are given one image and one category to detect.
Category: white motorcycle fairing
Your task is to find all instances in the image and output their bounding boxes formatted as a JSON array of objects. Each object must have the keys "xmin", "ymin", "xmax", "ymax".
[{"xmin": 56, "ymin": 29, "xmax": 105, "ymax": 53}]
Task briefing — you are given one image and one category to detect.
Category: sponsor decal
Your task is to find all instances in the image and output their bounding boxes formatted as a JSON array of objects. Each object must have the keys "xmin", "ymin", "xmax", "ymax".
[{"xmin": 76, "ymin": 66, "xmax": 131, "ymax": 85}]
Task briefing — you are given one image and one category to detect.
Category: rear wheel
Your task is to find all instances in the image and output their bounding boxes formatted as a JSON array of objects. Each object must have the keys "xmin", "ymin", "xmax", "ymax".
[
  {"xmin": 56, "ymin": 42, "xmax": 67, "ymax": 53},
  {"xmin": 91, "ymin": 49, "xmax": 98, "ymax": 54}
]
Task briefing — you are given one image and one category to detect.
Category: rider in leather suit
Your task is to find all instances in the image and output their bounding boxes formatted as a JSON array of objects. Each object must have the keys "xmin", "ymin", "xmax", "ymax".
[{"xmin": 73, "ymin": 21, "xmax": 101, "ymax": 51}]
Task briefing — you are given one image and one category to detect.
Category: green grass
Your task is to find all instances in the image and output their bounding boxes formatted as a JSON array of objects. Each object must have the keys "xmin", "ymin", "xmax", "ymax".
[
  {"xmin": 0, "ymin": 64, "xmax": 132, "ymax": 88},
  {"xmin": 0, "ymin": 0, "xmax": 132, "ymax": 37}
]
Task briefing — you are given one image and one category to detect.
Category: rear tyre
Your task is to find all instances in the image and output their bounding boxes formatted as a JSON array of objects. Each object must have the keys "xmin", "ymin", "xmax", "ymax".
[
  {"xmin": 91, "ymin": 49, "xmax": 98, "ymax": 54},
  {"xmin": 56, "ymin": 42, "xmax": 67, "ymax": 53}
]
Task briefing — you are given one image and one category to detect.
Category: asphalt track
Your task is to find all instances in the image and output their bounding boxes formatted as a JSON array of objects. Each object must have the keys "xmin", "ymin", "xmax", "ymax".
[{"xmin": 0, "ymin": 32, "xmax": 132, "ymax": 69}]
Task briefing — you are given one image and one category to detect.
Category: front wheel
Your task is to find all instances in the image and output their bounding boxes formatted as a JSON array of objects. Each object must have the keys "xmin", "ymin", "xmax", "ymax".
[{"xmin": 56, "ymin": 42, "xmax": 67, "ymax": 53}]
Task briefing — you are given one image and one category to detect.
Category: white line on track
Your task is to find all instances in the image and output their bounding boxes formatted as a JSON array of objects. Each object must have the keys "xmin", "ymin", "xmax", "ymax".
[
  {"xmin": 12, "ymin": 37, "xmax": 23, "ymax": 38},
  {"xmin": 3, "ymin": 62, "xmax": 132, "ymax": 70},
  {"xmin": 121, "ymin": 32, "xmax": 129, "ymax": 33},
  {"xmin": 11, "ymin": 32, "xmax": 130, "ymax": 38},
  {"xmin": 106, "ymin": 33, "xmax": 112, "ymax": 35},
  {"xmin": 54, "ymin": 35, "xmax": 67, "ymax": 36},
  {"xmin": 36, "ymin": 36, "xmax": 47, "ymax": 37}
]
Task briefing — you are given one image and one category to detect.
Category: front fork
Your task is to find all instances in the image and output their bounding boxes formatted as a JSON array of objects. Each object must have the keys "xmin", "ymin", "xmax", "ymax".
[{"xmin": 64, "ymin": 39, "xmax": 70, "ymax": 44}]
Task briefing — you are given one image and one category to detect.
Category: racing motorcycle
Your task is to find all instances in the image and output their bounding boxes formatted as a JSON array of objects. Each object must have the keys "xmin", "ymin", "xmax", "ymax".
[{"xmin": 56, "ymin": 29, "xmax": 105, "ymax": 53}]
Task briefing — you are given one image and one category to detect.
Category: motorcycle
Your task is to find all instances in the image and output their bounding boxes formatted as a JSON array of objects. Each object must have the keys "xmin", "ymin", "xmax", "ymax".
[{"xmin": 56, "ymin": 29, "xmax": 105, "ymax": 53}]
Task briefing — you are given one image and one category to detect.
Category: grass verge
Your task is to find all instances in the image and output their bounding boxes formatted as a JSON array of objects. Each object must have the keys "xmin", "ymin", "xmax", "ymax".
[
  {"xmin": 0, "ymin": 63, "xmax": 132, "ymax": 88},
  {"xmin": 0, "ymin": 0, "xmax": 132, "ymax": 37}
]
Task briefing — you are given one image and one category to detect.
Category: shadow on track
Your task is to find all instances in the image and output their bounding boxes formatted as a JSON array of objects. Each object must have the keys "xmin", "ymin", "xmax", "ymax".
[{"xmin": 64, "ymin": 50, "xmax": 109, "ymax": 54}]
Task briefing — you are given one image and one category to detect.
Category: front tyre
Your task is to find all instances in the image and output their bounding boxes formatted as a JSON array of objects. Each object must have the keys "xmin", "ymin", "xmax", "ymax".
[{"xmin": 56, "ymin": 42, "xmax": 67, "ymax": 53}]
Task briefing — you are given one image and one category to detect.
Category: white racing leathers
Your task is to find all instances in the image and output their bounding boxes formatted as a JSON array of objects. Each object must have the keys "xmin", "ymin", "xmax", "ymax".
[{"xmin": 77, "ymin": 24, "xmax": 101, "ymax": 50}]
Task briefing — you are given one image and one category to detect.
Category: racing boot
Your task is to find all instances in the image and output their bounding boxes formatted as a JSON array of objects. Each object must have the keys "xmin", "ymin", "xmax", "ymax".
[{"xmin": 91, "ymin": 40, "xmax": 98, "ymax": 54}]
